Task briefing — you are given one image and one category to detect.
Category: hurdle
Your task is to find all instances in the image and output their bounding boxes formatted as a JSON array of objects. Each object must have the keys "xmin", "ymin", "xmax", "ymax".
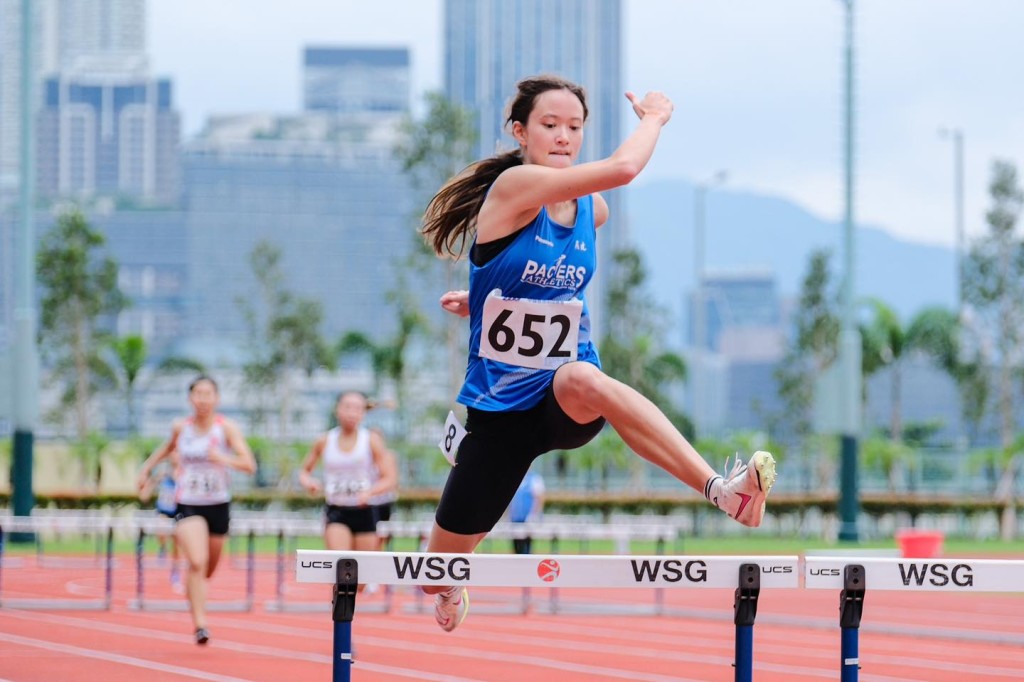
[
  {"xmin": 30, "ymin": 509, "xmax": 119, "ymax": 569},
  {"xmin": 263, "ymin": 519, "xmax": 393, "ymax": 614},
  {"xmin": 0, "ymin": 515, "xmax": 115, "ymax": 610},
  {"xmin": 804, "ymin": 556, "xmax": 1024, "ymax": 681},
  {"xmin": 297, "ymin": 550, "xmax": 800, "ymax": 682},
  {"xmin": 385, "ymin": 519, "xmax": 682, "ymax": 616},
  {"xmin": 229, "ymin": 511, "xmax": 320, "ymax": 571},
  {"xmin": 128, "ymin": 517, "xmax": 257, "ymax": 612}
]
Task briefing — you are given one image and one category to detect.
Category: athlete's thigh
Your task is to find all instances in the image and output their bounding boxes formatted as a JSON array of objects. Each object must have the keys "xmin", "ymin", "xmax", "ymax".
[
  {"xmin": 352, "ymin": 532, "xmax": 379, "ymax": 551},
  {"xmin": 325, "ymin": 523, "xmax": 355, "ymax": 551},
  {"xmin": 175, "ymin": 516, "xmax": 210, "ymax": 566},
  {"xmin": 435, "ymin": 408, "xmax": 540, "ymax": 535}
]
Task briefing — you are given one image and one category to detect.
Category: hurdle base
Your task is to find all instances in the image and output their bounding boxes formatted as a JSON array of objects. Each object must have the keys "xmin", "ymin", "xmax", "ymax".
[
  {"xmin": 128, "ymin": 598, "xmax": 253, "ymax": 612},
  {"xmin": 0, "ymin": 598, "xmax": 109, "ymax": 611},
  {"xmin": 265, "ymin": 599, "xmax": 390, "ymax": 614}
]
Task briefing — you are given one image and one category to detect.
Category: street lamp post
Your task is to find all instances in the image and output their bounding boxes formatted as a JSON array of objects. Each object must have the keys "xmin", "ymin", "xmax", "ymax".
[
  {"xmin": 939, "ymin": 127, "xmax": 967, "ymax": 453},
  {"xmin": 11, "ymin": 0, "xmax": 39, "ymax": 541},
  {"xmin": 692, "ymin": 170, "xmax": 727, "ymax": 427},
  {"xmin": 939, "ymin": 127, "xmax": 965, "ymax": 312},
  {"xmin": 837, "ymin": 0, "xmax": 862, "ymax": 543}
]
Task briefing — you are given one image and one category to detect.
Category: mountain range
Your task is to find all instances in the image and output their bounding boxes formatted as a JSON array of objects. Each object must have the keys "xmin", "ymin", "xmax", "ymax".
[{"xmin": 623, "ymin": 179, "xmax": 958, "ymax": 344}]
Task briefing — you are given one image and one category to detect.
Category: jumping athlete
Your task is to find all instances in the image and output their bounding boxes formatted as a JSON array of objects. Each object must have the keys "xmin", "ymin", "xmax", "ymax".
[{"xmin": 419, "ymin": 75, "xmax": 777, "ymax": 632}]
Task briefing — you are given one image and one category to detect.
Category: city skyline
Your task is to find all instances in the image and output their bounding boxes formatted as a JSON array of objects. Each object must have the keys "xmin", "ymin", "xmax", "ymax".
[{"xmin": 148, "ymin": 0, "xmax": 1024, "ymax": 251}]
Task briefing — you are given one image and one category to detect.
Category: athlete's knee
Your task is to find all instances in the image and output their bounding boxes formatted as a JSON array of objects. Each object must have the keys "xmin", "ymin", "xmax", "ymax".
[{"xmin": 557, "ymin": 362, "xmax": 612, "ymax": 407}]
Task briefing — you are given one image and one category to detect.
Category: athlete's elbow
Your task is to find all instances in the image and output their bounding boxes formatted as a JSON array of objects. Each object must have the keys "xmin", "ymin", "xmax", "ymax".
[{"xmin": 605, "ymin": 158, "xmax": 642, "ymax": 186}]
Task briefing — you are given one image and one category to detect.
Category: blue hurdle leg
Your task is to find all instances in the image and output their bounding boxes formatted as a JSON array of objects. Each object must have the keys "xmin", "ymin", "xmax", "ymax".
[
  {"xmin": 333, "ymin": 620, "xmax": 353, "ymax": 682},
  {"xmin": 841, "ymin": 626, "xmax": 859, "ymax": 682},
  {"xmin": 332, "ymin": 559, "xmax": 358, "ymax": 682},
  {"xmin": 733, "ymin": 563, "xmax": 760, "ymax": 682},
  {"xmin": 839, "ymin": 564, "xmax": 865, "ymax": 682},
  {"xmin": 734, "ymin": 624, "xmax": 753, "ymax": 682}
]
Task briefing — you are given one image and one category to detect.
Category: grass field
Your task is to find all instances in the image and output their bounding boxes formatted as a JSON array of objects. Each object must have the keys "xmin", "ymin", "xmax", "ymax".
[{"xmin": 7, "ymin": 531, "xmax": 1024, "ymax": 557}]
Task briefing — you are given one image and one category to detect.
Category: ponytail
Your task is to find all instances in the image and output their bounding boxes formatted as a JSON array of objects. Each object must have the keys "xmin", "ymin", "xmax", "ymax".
[{"xmin": 421, "ymin": 150, "xmax": 522, "ymax": 258}]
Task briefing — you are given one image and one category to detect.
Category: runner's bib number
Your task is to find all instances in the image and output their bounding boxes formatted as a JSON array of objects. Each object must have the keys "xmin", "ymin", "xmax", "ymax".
[
  {"xmin": 479, "ymin": 290, "xmax": 582, "ymax": 370},
  {"xmin": 324, "ymin": 475, "xmax": 370, "ymax": 505},
  {"xmin": 437, "ymin": 410, "xmax": 467, "ymax": 467},
  {"xmin": 179, "ymin": 467, "xmax": 228, "ymax": 503}
]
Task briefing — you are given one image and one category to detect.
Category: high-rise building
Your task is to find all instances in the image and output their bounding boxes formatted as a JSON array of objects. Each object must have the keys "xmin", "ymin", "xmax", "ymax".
[
  {"xmin": 687, "ymin": 268, "xmax": 785, "ymax": 436},
  {"xmin": 0, "ymin": 0, "xmax": 146, "ymax": 203},
  {"xmin": 37, "ymin": 60, "xmax": 180, "ymax": 205},
  {"xmin": 443, "ymin": 0, "xmax": 624, "ymax": 331},
  {"xmin": 690, "ymin": 268, "xmax": 782, "ymax": 353},
  {"xmin": 303, "ymin": 47, "xmax": 410, "ymax": 116},
  {"xmin": 179, "ymin": 111, "xmax": 426, "ymax": 348}
]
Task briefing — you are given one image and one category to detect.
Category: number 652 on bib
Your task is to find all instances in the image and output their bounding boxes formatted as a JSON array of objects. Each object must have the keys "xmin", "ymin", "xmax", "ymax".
[{"xmin": 479, "ymin": 290, "xmax": 582, "ymax": 370}]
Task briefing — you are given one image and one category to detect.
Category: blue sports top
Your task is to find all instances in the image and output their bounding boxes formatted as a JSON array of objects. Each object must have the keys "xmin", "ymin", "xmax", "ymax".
[{"xmin": 458, "ymin": 194, "xmax": 601, "ymax": 411}]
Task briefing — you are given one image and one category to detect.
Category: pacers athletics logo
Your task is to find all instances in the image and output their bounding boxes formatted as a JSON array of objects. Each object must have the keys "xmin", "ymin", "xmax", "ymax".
[{"xmin": 537, "ymin": 559, "xmax": 561, "ymax": 582}]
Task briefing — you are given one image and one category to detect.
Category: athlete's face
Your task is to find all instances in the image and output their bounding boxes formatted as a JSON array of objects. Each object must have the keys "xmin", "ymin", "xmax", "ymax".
[
  {"xmin": 188, "ymin": 380, "xmax": 218, "ymax": 417},
  {"xmin": 513, "ymin": 88, "xmax": 585, "ymax": 169},
  {"xmin": 336, "ymin": 393, "xmax": 367, "ymax": 431}
]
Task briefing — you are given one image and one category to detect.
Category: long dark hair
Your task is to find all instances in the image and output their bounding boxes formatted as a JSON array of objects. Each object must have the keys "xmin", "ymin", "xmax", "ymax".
[{"xmin": 421, "ymin": 74, "xmax": 589, "ymax": 258}]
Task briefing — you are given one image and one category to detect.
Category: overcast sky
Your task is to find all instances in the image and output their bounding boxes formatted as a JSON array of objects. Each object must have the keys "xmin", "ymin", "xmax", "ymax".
[{"xmin": 148, "ymin": 0, "xmax": 1023, "ymax": 249}]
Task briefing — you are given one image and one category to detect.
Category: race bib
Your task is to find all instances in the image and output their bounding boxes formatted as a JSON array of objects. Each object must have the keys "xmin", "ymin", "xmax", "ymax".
[
  {"xmin": 479, "ymin": 290, "xmax": 582, "ymax": 370},
  {"xmin": 324, "ymin": 474, "xmax": 371, "ymax": 506},
  {"xmin": 437, "ymin": 410, "xmax": 467, "ymax": 466},
  {"xmin": 179, "ymin": 466, "xmax": 228, "ymax": 503}
]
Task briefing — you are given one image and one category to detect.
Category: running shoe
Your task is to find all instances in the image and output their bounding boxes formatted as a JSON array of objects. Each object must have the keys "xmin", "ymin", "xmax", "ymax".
[
  {"xmin": 195, "ymin": 627, "xmax": 210, "ymax": 645},
  {"xmin": 718, "ymin": 450, "xmax": 777, "ymax": 528},
  {"xmin": 434, "ymin": 587, "xmax": 469, "ymax": 632}
]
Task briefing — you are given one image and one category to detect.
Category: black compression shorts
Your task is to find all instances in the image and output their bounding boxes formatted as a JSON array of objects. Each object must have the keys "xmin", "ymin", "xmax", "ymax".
[
  {"xmin": 435, "ymin": 380, "xmax": 604, "ymax": 535},
  {"xmin": 175, "ymin": 502, "xmax": 230, "ymax": 536},
  {"xmin": 325, "ymin": 505, "xmax": 379, "ymax": 535}
]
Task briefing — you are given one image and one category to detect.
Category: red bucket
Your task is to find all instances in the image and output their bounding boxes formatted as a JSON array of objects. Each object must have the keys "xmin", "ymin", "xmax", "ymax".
[{"xmin": 895, "ymin": 529, "xmax": 945, "ymax": 558}]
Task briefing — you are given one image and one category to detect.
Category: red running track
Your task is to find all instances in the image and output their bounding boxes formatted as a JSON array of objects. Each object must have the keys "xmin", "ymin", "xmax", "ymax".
[{"xmin": 0, "ymin": 555, "xmax": 1022, "ymax": 681}]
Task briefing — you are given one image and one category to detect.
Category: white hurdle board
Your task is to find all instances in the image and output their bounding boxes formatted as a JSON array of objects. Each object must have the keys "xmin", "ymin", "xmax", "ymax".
[
  {"xmin": 805, "ymin": 557, "xmax": 1024, "ymax": 592},
  {"xmin": 297, "ymin": 551, "xmax": 800, "ymax": 589}
]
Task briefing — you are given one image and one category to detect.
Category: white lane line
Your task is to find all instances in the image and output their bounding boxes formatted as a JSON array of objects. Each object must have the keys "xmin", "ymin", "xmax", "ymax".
[
  {"xmin": 0, "ymin": 610, "xmax": 484, "ymax": 682},
  {"xmin": 217, "ymin": 614, "xmax": 823, "ymax": 682},
  {"xmin": 0, "ymin": 631, "xmax": 253, "ymax": 682}
]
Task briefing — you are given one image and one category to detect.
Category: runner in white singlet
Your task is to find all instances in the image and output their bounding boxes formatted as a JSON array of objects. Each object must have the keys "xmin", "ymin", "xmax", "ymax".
[
  {"xmin": 137, "ymin": 376, "xmax": 256, "ymax": 645},
  {"xmin": 299, "ymin": 392, "xmax": 397, "ymax": 578}
]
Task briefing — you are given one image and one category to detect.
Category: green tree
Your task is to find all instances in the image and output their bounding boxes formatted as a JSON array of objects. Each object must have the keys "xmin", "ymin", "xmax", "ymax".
[
  {"xmin": 904, "ymin": 307, "xmax": 989, "ymax": 443},
  {"xmin": 73, "ymin": 430, "xmax": 110, "ymax": 491},
  {"xmin": 37, "ymin": 209, "xmax": 127, "ymax": 440},
  {"xmin": 859, "ymin": 299, "xmax": 963, "ymax": 444},
  {"xmin": 108, "ymin": 334, "xmax": 146, "ymax": 434},
  {"xmin": 963, "ymin": 160, "xmax": 1024, "ymax": 539},
  {"xmin": 238, "ymin": 241, "xmax": 333, "ymax": 439},
  {"xmin": 394, "ymin": 91, "xmax": 478, "ymax": 403},
  {"xmin": 336, "ymin": 277, "xmax": 427, "ymax": 433},
  {"xmin": 963, "ymin": 160, "xmax": 1024, "ymax": 448},
  {"xmin": 599, "ymin": 247, "xmax": 690, "ymax": 435},
  {"xmin": 773, "ymin": 249, "xmax": 840, "ymax": 441}
]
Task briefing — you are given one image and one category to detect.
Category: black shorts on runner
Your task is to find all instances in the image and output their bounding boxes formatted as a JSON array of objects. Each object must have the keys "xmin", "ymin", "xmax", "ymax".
[
  {"xmin": 435, "ymin": 378, "xmax": 604, "ymax": 535},
  {"xmin": 325, "ymin": 505, "xmax": 379, "ymax": 535},
  {"xmin": 175, "ymin": 502, "xmax": 231, "ymax": 536},
  {"xmin": 374, "ymin": 503, "xmax": 393, "ymax": 523}
]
